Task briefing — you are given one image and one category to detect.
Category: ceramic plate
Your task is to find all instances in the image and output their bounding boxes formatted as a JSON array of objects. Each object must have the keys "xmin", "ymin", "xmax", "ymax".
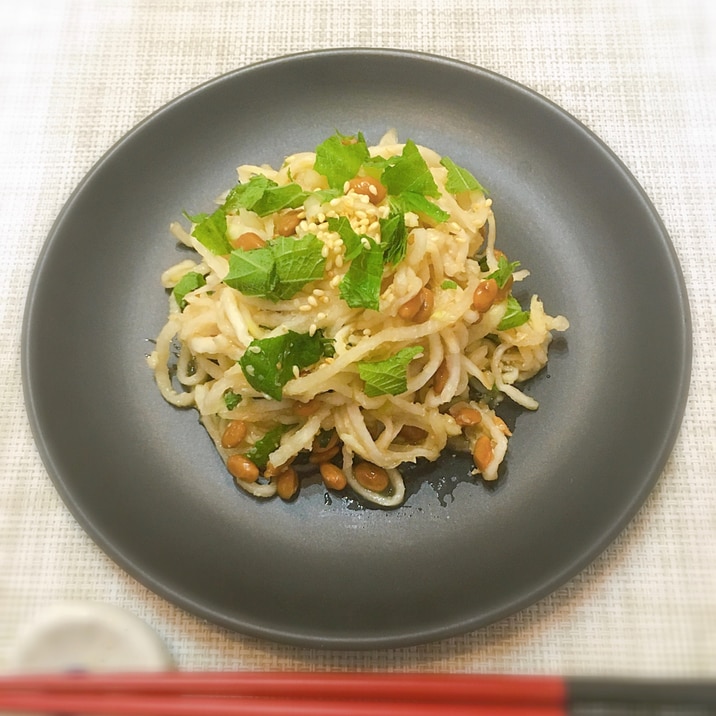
[{"xmin": 22, "ymin": 50, "xmax": 691, "ymax": 648}]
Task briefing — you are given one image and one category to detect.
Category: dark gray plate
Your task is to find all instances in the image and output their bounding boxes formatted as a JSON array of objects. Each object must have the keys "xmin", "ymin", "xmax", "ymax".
[{"xmin": 22, "ymin": 49, "xmax": 691, "ymax": 649}]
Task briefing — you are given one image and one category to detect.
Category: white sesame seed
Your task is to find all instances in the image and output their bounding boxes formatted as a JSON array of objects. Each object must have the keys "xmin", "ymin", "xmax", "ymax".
[
  {"xmin": 248, "ymin": 345, "xmax": 262, "ymax": 353},
  {"xmin": 299, "ymin": 304, "xmax": 312, "ymax": 313},
  {"xmin": 312, "ymin": 288, "xmax": 325, "ymax": 296},
  {"xmin": 292, "ymin": 365, "xmax": 300, "ymax": 378},
  {"xmin": 368, "ymin": 184, "xmax": 378, "ymax": 196},
  {"xmin": 321, "ymin": 245, "xmax": 329, "ymax": 258},
  {"xmin": 362, "ymin": 328, "xmax": 372, "ymax": 336},
  {"xmin": 330, "ymin": 275, "xmax": 341, "ymax": 287},
  {"xmin": 316, "ymin": 312, "xmax": 327, "ymax": 320},
  {"xmin": 335, "ymin": 255, "xmax": 344, "ymax": 268},
  {"xmin": 320, "ymin": 295, "xmax": 330, "ymax": 304},
  {"xmin": 307, "ymin": 295, "xmax": 318, "ymax": 307}
]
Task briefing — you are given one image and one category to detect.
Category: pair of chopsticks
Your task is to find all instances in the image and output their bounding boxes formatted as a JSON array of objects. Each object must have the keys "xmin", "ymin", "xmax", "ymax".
[{"xmin": 0, "ymin": 671, "xmax": 714, "ymax": 715}]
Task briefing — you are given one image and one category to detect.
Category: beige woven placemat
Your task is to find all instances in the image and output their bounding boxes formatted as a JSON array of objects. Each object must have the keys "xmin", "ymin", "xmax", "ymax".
[{"xmin": 1, "ymin": 0, "xmax": 714, "ymax": 674}]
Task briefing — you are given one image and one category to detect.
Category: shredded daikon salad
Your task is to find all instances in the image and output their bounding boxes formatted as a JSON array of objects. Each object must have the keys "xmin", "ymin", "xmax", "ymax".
[{"xmin": 148, "ymin": 130, "xmax": 568, "ymax": 506}]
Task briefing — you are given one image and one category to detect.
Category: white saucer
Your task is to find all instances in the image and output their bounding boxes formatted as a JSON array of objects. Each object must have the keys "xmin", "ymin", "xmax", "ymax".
[{"xmin": 9, "ymin": 602, "xmax": 173, "ymax": 673}]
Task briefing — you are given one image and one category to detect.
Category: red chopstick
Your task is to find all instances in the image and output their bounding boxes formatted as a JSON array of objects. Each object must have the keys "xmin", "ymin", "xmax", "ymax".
[
  {"xmin": 0, "ymin": 692, "xmax": 560, "ymax": 716},
  {"xmin": 0, "ymin": 671, "xmax": 565, "ymax": 704},
  {"xmin": 0, "ymin": 671, "xmax": 713, "ymax": 714},
  {"xmin": 0, "ymin": 672, "xmax": 565, "ymax": 715}
]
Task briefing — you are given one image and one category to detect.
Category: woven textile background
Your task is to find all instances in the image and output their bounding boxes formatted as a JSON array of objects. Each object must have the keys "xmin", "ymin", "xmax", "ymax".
[{"xmin": 1, "ymin": 0, "xmax": 715, "ymax": 674}]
